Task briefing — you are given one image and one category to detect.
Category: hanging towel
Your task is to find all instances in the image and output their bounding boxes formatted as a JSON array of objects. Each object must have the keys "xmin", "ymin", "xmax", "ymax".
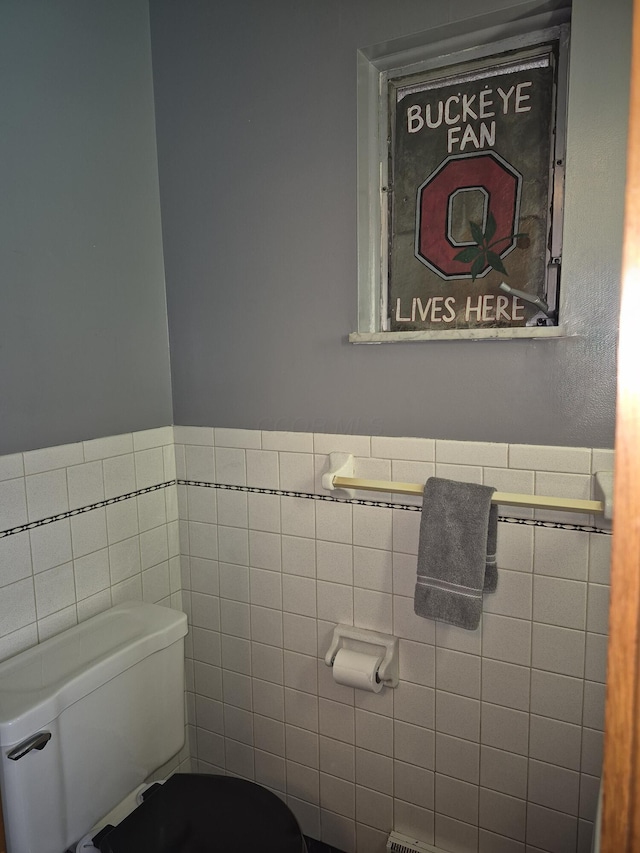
[{"xmin": 414, "ymin": 477, "xmax": 498, "ymax": 630}]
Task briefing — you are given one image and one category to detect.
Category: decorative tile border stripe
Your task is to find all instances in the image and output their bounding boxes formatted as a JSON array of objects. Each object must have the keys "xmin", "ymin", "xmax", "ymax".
[
  {"xmin": 0, "ymin": 479, "xmax": 611, "ymax": 539},
  {"xmin": 179, "ymin": 481, "xmax": 613, "ymax": 536},
  {"xmin": 0, "ymin": 482, "xmax": 175, "ymax": 540}
]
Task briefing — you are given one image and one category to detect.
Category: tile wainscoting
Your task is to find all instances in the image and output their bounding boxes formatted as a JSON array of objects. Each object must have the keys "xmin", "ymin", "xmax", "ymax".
[{"xmin": 0, "ymin": 426, "xmax": 613, "ymax": 853}]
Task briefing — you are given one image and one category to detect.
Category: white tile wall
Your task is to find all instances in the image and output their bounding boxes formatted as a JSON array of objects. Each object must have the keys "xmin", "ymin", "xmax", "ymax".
[
  {"xmin": 173, "ymin": 427, "xmax": 614, "ymax": 853},
  {"xmin": 0, "ymin": 426, "xmax": 614, "ymax": 853}
]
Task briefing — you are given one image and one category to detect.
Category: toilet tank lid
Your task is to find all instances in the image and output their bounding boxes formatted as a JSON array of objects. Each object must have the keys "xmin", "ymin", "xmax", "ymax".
[{"xmin": 0, "ymin": 602, "xmax": 188, "ymax": 745}]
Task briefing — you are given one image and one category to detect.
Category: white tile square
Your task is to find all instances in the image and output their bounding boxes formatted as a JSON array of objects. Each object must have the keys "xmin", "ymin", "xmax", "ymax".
[
  {"xmin": 281, "ymin": 497, "xmax": 315, "ymax": 539},
  {"xmin": 70, "ymin": 509, "xmax": 108, "ymax": 559},
  {"xmin": 317, "ymin": 581, "xmax": 352, "ymax": 624},
  {"xmin": 37, "ymin": 606, "xmax": 78, "ymax": 642},
  {"xmin": 25, "ymin": 471, "xmax": 67, "ymax": 522},
  {"xmin": 589, "ymin": 534, "xmax": 611, "ymax": 584},
  {"xmin": 316, "ymin": 500, "xmax": 352, "ymax": 544},
  {"xmin": 217, "ymin": 525, "xmax": 247, "ymax": 565},
  {"xmin": 534, "ymin": 527, "xmax": 589, "ymax": 580},
  {"xmin": 437, "ymin": 440, "xmax": 507, "ymax": 468},
  {"xmin": 248, "ymin": 493, "xmax": 280, "ymax": 533},
  {"xmin": 353, "ymin": 587, "xmax": 392, "ymax": 633},
  {"xmin": 76, "ymin": 589, "xmax": 112, "ymax": 622},
  {"xmin": 434, "ymin": 814, "xmax": 477, "ymax": 853},
  {"xmin": 246, "ymin": 450, "xmax": 279, "ymax": 488},
  {"xmin": 262, "ymin": 431, "xmax": 314, "ymax": 453},
  {"xmin": 393, "ymin": 595, "xmax": 436, "ymax": 645},
  {"xmin": 353, "ymin": 547, "xmax": 392, "ymax": 593},
  {"xmin": 140, "ymin": 526, "xmax": 168, "ymax": 570},
  {"xmin": 285, "ymin": 688, "xmax": 319, "ymax": 732},
  {"xmin": 255, "ymin": 749, "xmax": 285, "ymax": 791},
  {"xmin": 371, "ymin": 436, "xmax": 434, "ymax": 462},
  {"xmin": 0, "ymin": 531, "xmax": 32, "ymax": 585},
  {"xmin": 355, "ymin": 709, "xmax": 392, "ymax": 756},
  {"xmin": 435, "ymin": 773, "xmax": 479, "ymax": 824},
  {"xmin": 319, "ymin": 698, "xmax": 354, "ymax": 744},
  {"xmin": 284, "ymin": 650, "xmax": 318, "ymax": 695},
  {"xmin": 30, "ymin": 520, "xmax": 72, "ymax": 573},
  {"xmin": 83, "ymin": 433, "xmax": 134, "ymax": 461},
  {"xmin": 173, "ymin": 426, "xmax": 214, "ymax": 446},
  {"xmin": 394, "ymin": 761, "xmax": 434, "ymax": 810},
  {"xmin": 23, "ymin": 443, "xmax": 83, "ymax": 475},
  {"xmin": 353, "ymin": 505, "xmax": 392, "ymax": 551},
  {"xmin": 215, "ymin": 448, "xmax": 246, "ymax": 486},
  {"xmin": 219, "ymin": 563, "xmax": 249, "ymax": 602},
  {"xmin": 393, "ymin": 720, "xmax": 435, "ymax": 770},
  {"xmin": 221, "ymin": 635, "xmax": 252, "ymax": 676},
  {"xmin": 587, "ymin": 583, "xmax": 610, "ymax": 635},
  {"xmin": 254, "ymin": 715, "xmax": 285, "ymax": 756},
  {"xmin": 190, "ymin": 557, "xmax": 219, "ymax": 596},
  {"xmin": 436, "ymin": 648, "xmax": 481, "ymax": 699},
  {"xmin": 283, "ymin": 613, "xmax": 317, "ymax": 657},
  {"xmin": 321, "ymin": 737, "xmax": 355, "ymax": 782},
  {"xmin": 132, "ymin": 426, "xmax": 173, "ymax": 451},
  {"xmin": 532, "ymin": 623, "xmax": 585, "ymax": 677},
  {"xmin": 481, "ymin": 659, "xmax": 530, "ymax": 712},
  {"xmin": 395, "ymin": 681, "xmax": 435, "ymax": 728},
  {"xmin": 585, "ymin": 633, "xmax": 608, "ymax": 683},
  {"xmin": 185, "ymin": 445, "xmax": 215, "ymax": 482},
  {"xmin": 187, "ymin": 486, "xmax": 218, "ymax": 525},
  {"xmin": 529, "ymin": 715, "xmax": 582, "ymax": 771},
  {"xmin": 355, "ymin": 785, "xmax": 392, "ymax": 832},
  {"xmin": 399, "ymin": 639, "xmax": 435, "ymax": 688},
  {"xmin": 250, "ymin": 605, "xmax": 283, "ymax": 646},
  {"xmin": 106, "ymin": 500, "xmax": 139, "ymax": 545},
  {"xmin": 282, "ymin": 536, "xmax": 316, "ymax": 578},
  {"xmin": 0, "ymin": 623, "xmax": 37, "ymax": 661},
  {"xmin": 249, "ymin": 530, "xmax": 281, "ymax": 571},
  {"xmin": 142, "ymin": 561, "xmax": 170, "ymax": 603},
  {"xmin": 434, "ymin": 463, "xmax": 483, "ymax": 484},
  {"xmin": 286, "ymin": 724, "xmax": 318, "ymax": 765},
  {"xmin": 392, "ymin": 509, "xmax": 420, "ymax": 555},
  {"xmin": 482, "ymin": 613, "xmax": 531, "ymax": 666},
  {"xmin": 280, "ymin": 452, "xmax": 314, "ymax": 493},
  {"xmin": 479, "ymin": 787, "xmax": 526, "ymax": 841},
  {"xmin": 528, "ymin": 759, "xmax": 579, "ymax": 816},
  {"xmin": 253, "ymin": 680, "xmax": 284, "ymax": 721},
  {"xmin": 137, "ymin": 490, "xmax": 167, "ymax": 532},
  {"xmin": 317, "ymin": 540, "xmax": 352, "ymax": 585},
  {"xmin": 214, "ymin": 428, "xmax": 261, "ymax": 449},
  {"xmin": 509, "ymin": 445, "xmax": 591, "ymax": 474},
  {"xmin": 484, "ymin": 569, "xmax": 532, "ymax": 620},
  {"xmin": 34, "ymin": 563, "xmax": 75, "ymax": 618},
  {"xmin": 134, "ymin": 447, "xmax": 164, "ymax": 489},
  {"xmin": 496, "ymin": 524, "xmax": 534, "ymax": 573},
  {"xmin": 583, "ymin": 681, "xmax": 606, "ymax": 731},
  {"xmin": 103, "ymin": 454, "xmax": 136, "ymax": 500},
  {"xmin": 393, "ymin": 801, "xmax": 434, "ymax": 846},
  {"xmin": 250, "ymin": 568, "xmax": 282, "ymax": 609},
  {"xmin": 223, "ymin": 670, "xmax": 253, "ymax": 710},
  {"xmin": 526, "ymin": 802, "xmax": 578, "ymax": 853},
  {"xmin": 0, "ymin": 454, "xmax": 24, "ymax": 482},
  {"xmin": 71, "ymin": 547, "xmax": 109, "ymax": 601},
  {"xmin": 282, "ymin": 574, "xmax": 316, "ymax": 618},
  {"xmin": 533, "ymin": 575, "xmax": 587, "ymax": 630},
  {"xmin": 352, "ymin": 739, "xmax": 393, "ymax": 794},
  {"xmin": 108, "ymin": 536, "xmax": 141, "ymax": 585},
  {"xmin": 391, "ymin": 552, "xmax": 417, "ymax": 598},
  {"xmin": 67, "ymin": 461, "xmax": 104, "ymax": 509},
  {"xmin": 480, "ymin": 746, "xmax": 528, "ymax": 799},
  {"xmin": 314, "ymin": 434, "xmax": 370, "ymax": 457},
  {"xmin": 251, "ymin": 643, "xmax": 283, "ymax": 684},
  {"xmin": 480, "ymin": 704, "xmax": 528, "ymax": 755}
]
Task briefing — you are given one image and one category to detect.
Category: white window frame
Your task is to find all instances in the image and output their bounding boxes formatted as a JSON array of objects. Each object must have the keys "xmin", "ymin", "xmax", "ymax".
[{"xmin": 352, "ymin": 9, "xmax": 571, "ymax": 343}]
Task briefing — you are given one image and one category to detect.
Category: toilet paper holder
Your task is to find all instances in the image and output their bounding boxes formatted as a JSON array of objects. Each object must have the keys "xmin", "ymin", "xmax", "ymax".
[{"xmin": 325, "ymin": 625, "xmax": 399, "ymax": 688}]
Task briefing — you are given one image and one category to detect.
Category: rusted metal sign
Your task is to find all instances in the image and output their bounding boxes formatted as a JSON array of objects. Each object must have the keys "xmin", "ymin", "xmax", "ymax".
[{"xmin": 387, "ymin": 44, "xmax": 563, "ymax": 332}]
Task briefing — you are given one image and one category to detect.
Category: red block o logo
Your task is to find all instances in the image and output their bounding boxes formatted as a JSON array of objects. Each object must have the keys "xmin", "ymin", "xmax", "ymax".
[{"xmin": 415, "ymin": 151, "xmax": 522, "ymax": 280}]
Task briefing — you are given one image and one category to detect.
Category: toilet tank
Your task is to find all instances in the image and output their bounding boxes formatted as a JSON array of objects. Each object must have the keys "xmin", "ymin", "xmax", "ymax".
[{"xmin": 0, "ymin": 601, "xmax": 188, "ymax": 853}]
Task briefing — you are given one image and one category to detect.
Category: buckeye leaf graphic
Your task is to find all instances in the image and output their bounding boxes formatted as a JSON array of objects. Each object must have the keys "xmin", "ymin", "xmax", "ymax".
[{"xmin": 454, "ymin": 212, "xmax": 526, "ymax": 281}]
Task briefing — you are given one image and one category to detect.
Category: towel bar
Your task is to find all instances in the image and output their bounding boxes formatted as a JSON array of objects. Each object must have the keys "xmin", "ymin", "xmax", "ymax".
[
  {"xmin": 332, "ymin": 476, "xmax": 603, "ymax": 514},
  {"xmin": 321, "ymin": 454, "xmax": 612, "ymax": 517}
]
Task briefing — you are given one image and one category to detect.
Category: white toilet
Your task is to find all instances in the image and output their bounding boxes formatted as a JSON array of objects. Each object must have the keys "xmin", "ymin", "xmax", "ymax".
[{"xmin": 0, "ymin": 602, "xmax": 307, "ymax": 853}]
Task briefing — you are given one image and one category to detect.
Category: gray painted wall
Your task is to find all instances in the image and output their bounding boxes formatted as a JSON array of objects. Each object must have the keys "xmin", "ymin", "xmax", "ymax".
[
  {"xmin": 0, "ymin": 0, "xmax": 172, "ymax": 455},
  {"xmin": 151, "ymin": 0, "xmax": 630, "ymax": 448}
]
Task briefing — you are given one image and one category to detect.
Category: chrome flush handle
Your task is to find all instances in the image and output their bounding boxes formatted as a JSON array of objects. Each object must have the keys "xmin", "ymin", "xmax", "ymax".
[{"xmin": 7, "ymin": 731, "xmax": 52, "ymax": 761}]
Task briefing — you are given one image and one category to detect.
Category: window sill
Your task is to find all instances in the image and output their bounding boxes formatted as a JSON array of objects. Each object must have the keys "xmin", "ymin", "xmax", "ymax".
[{"xmin": 349, "ymin": 326, "xmax": 568, "ymax": 343}]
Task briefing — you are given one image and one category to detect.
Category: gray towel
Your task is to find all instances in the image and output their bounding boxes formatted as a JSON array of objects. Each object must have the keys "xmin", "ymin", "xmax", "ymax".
[{"xmin": 414, "ymin": 477, "xmax": 498, "ymax": 630}]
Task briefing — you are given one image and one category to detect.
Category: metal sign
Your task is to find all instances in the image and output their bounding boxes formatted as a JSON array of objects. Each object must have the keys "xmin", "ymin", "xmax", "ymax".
[{"xmin": 387, "ymin": 40, "xmax": 566, "ymax": 332}]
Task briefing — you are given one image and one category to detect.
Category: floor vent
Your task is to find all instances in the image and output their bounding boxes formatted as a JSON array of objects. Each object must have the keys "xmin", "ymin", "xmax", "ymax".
[{"xmin": 386, "ymin": 831, "xmax": 442, "ymax": 853}]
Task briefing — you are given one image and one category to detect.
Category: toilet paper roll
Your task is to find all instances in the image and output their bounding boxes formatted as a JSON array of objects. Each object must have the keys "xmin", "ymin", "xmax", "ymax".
[{"xmin": 332, "ymin": 648, "xmax": 384, "ymax": 693}]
